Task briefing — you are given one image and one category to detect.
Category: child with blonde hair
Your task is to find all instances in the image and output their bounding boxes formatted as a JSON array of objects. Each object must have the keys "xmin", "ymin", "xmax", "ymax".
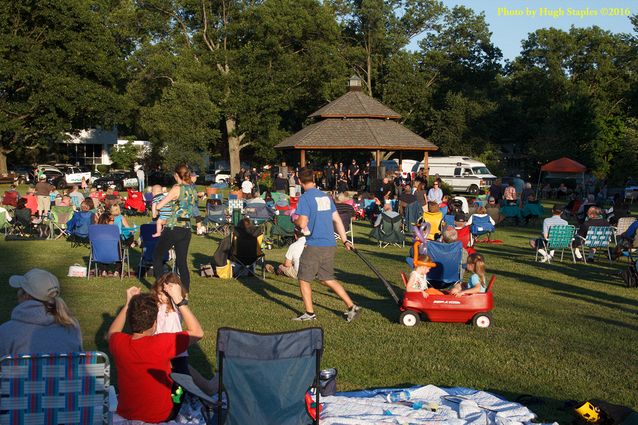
[
  {"xmin": 406, "ymin": 255, "xmax": 444, "ymax": 298},
  {"xmin": 450, "ymin": 253, "xmax": 487, "ymax": 297}
]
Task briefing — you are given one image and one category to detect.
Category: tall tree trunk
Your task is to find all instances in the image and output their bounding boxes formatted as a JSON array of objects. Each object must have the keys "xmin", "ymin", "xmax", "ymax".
[
  {"xmin": 0, "ymin": 148, "xmax": 8, "ymax": 175},
  {"xmin": 226, "ymin": 117, "xmax": 245, "ymax": 180}
]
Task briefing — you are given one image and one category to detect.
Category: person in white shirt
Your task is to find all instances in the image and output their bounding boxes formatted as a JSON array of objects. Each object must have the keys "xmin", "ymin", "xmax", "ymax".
[
  {"xmin": 241, "ymin": 175, "xmax": 253, "ymax": 196},
  {"xmin": 265, "ymin": 229, "xmax": 306, "ymax": 278},
  {"xmin": 136, "ymin": 166, "xmax": 145, "ymax": 192}
]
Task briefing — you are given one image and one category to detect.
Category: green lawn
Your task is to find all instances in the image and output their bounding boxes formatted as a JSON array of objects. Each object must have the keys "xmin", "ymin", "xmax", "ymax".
[{"xmin": 0, "ymin": 188, "xmax": 636, "ymax": 422}]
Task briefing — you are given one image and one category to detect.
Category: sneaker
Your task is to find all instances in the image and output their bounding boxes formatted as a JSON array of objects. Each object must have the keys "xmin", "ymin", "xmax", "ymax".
[
  {"xmin": 292, "ymin": 312, "xmax": 317, "ymax": 321},
  {"xmin": 344, "ymin": 305, "xmax": 362, "ymax": 322},
  {"xmin": 574, "ymin": 248, "xmax": 583, "ymax": 260},
  {"xmin": 540, "ymin": 254, "xmax": 549, "ymax": 263}
]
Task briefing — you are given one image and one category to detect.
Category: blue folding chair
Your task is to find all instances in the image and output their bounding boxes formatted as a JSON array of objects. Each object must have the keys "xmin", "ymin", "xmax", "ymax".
[
  {"xmin": 204, "ymin": 200, "xmax": 230, "ymax": 236},
  {"xmin": 88, "ymin": 224, "xmax": 129, "ymax": 279},
  {"xmin": 470, "ymin": 215, "xmax": 496, "ymax": 242},
  {"xmin": 442, "ymin": 214, "xmax": 455, "ymax": 229},
  {"xmin": 137, "ymin": 223, "xmax": 172, "ymax": 277},
  {"xmin": 425, "ymin": 241, "xmax": 463, "ymax": 289},
  {"xmin": 215, "ymin": 327, "xmax": 323, "ymax": 425}
]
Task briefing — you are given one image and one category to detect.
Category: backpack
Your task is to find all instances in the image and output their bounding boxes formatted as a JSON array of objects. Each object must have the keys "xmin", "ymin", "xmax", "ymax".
[{"xmin": 620, "ymin": 262, "xmax": 638, "ymax": 288}]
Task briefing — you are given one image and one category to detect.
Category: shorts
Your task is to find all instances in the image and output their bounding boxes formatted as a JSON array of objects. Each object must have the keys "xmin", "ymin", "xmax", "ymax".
[
  {"xmin": 298, "ymin": 245, "xmax": 335, "ymax": 282},
  {"xmin": 37, "ymin": 195, "xmax": 51, "ymax": 212}
]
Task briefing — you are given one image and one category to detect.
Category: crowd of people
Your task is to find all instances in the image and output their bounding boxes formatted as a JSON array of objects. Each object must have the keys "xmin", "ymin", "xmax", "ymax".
[{"xmin": 1, "ymin": 159, "xmax": 635, "ymax": 423}]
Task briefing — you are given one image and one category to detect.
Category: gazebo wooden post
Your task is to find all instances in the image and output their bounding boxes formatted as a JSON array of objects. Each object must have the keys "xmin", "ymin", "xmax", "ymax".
[
  {"xmin": 375, "ymin": 150, "xmax": 382, "ymax": 179},
  {"xmin": 300, "ymin": 149, "xmax": 306, "ymax": 167},
  {"xmin": 423, "ymin": 151, "xmax": 429, "ymax": 178},
  {"xmin": 399, "ymin": 151, "xmax": 403, "ymax": 173}
]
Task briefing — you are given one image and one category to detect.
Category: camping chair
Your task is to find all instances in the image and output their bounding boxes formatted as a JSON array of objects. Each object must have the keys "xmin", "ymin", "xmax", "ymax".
[
  {"xmin": 456, "ymin": 226, "xmax": 476, "ymax": 256},
  {"xmin": 369, "ymin": 214, "xmax": 404, "ymax": 248},
  {"xmin": 49, "ymin": 205, "xmax": 75, "ymax": 240},
  {"xmin": 500, "ymin": 204, "xmax": 522, "ymax": 225},
  {"xmin": 88, "ymin": 224, "xmax": 129, "ymax": 279},
  {"xmin": 11, "ymin": 209, "xmax": 48, "ymax": 239},
  {"xmin": 576, "ymin": 225, "xmax": 614, "ymax": 263},
  {"xmin": 137, "ymin": 223, "xmax": 172, "ymax": 277},
  {"xmin": 469, "ymin": 215, "xmax": 495, "ymax": 243},
  {"xmin": 0, "ymin": 351, "xmax": 110, "ymax": 425},
  {"xmin": 230, "ymin": 222, "xmax": 266, "ymax": 278},
  {"xmin": 228, "ymin": 198, "xmax": 243, "ymax": 214},
  {"xmin": 123, "ymin": 189, "xmax": 146, "ymax": 215},
  {"xmin": 334, "ymin": 212, "xmax": 355, "ymax": 246},
  {"xmin": 614, "ymin": 217, "xmax": 638, "ymax": 261},
  {"xmin": 213, "ymin": 327, "xmax": 323, "ymax": 425},
  {"xmin": 535, "ymin": 224, "xmax": 576, "ymax": 263},
  {"xmin": 614, "ymin": 217, "xmax": 637, "ymax": 244},
  {"xmin": 521, "ymin": 201, "xmax": 544, "ymax": 225},
  {"xmin": 270, "ymin": 214, "xmax": 296, "ymax": 247},
  {"xmin": 0, "ymin": 211, "xmax": 11, "ymax": 235},
  {"xmin": 204, "ymin": 199, "xmax": 230, "ymax": 236},
  {"xmin": 425, "ymin": 241, "xmax": 463, "ymax": 289},
  {"xmin": 441, "ymin": 214, "xmax": 455, "ymax": 229},
  {"xmin": 1, "ymin": 191, "xmax": 18, "ymax": 208},
  {"xmin": 66, "ymin": 211, "xmax": 95, "ymax": 247},
  {"xmin": 244, "ymin": 204, "xmax": 274, "ymax": 228},
  {"xmin": 404, "ymin": 201, "xmax": 422, "ymax": 230},
  {"xmin": 421, "ymin": 212, "xmax": 443, "ymax": 240}
]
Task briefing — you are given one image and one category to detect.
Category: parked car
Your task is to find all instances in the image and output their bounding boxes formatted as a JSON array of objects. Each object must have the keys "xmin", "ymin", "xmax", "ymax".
[
  {"xmin": 7, "ymin": 165, "xmax": 32, "ymax": 184},
  {"xmin": 54, "ymin": 164, "xmax": 92, "ymax": 187},
  {"xmin": 41, "ymin": 169, "xmax": 66, "ymax": 188},
  {"xmin": 92, "ymin": 171, "xmax": 138, "ymax": 191},
  {"xmin": 214, "ymin": 170, "xmax": 231, "ymax": 184}
]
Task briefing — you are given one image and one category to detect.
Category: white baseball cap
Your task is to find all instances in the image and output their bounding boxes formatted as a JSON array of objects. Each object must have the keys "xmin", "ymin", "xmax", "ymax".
[{"xmin": 9, "ymin": 269, "xmax": 60, "ymax": 302}]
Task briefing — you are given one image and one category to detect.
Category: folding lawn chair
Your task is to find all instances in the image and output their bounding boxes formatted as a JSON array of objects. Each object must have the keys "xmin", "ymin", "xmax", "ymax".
[
  {"xmin": 204, "ymin": 200, "xmax": 230, "ymax": 236},
  {"xmin": 1, "ymin": 191, "xmax": 18, "ymax": 208},
  {"xmin": 244, "ymin": 204, "xmax": 274, "ymax": 228},
  {"xmin": 137, "ymin": 223, "xmax": 172, "ymax": 277},
  {"xmin": 500, "ymin": 204, "xmax": 522, "ymax": 225},
  {"xmin": 576, "ymin": 225, "xmax": 614, "ymax": 263},
  {"xmin": 521, "ymin": 201, "xmax": 544, "ymax": 225},
  {"xmin": 369, "ymin": 214, "xmax": 404, "ymax": 247},
  {"xmin": 614, "ymin": 217, "xmax": 637, "ymax": 244},
  {"xmin": 270, "ymin": 214, "xmax": 295, "ymax": 247},
  {"xmin": 212, "ymin": 327, "xmax": 323, "ymax": 425},
  {"xmin": 425, "ymin": 241, "xmax": 463, "ymax": 289},
  {"xmin": 0, "ymin": 212, "xmax": 11, "ymax": 236},
  {"xmin": 230, "ymin": 223, "xmax": 266, "ymax": 278},
  {"xmin": 88, "ymin": 224, "xmax": 129, "ymax": 279},
  {"xmin": 335, "ymin": 203, "xmax": 355, "ymax": 246},
  {"xmin": 470, "ymin": 215, "xmax": 495, "ymax": 243},
  {"xmin": 535, "ymin": 224, "xmax": 576, "ymax": 263},
  {"xmin": 404, "ymin": 201, "xmax": 422, "ymax": 230},
  {"xmin": 421, "ymin": 212, "xmax": 443, "ymax": 240},
  {"xmin": 0, "ymin": 351, "xmax": 111, "ymax": 425},
  {"xmin": 49, "ymin": 205, "xmax": 75, "ymax": 240}
]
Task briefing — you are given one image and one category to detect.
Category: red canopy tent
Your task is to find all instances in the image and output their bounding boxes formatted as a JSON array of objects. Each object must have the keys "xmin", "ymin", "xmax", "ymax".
[
  {"xmin": 540, "ymin": 157, "xmax": 587, "ymax": 173},
  {"xmin": 536, "ymin": 157, "xmax": 587, "ymax": 195}
]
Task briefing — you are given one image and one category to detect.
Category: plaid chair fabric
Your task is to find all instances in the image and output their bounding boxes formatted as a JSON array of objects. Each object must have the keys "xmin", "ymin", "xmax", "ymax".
[
  {"xmin": 228, "ymin": 199, "xmax": 243, "ymax": 213},
  {"xmin": 0, "ymin": 352, "xmax": 110, "ymax": 425},
  {"xmin": 584, "ymin": 226, "xmax": 613, "ymax": 248}
]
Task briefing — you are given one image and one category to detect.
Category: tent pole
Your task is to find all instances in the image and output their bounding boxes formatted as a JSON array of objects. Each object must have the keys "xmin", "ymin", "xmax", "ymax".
[{"xmin": 536, "ymin": 170, "xmax": 542, "ymax": 199}]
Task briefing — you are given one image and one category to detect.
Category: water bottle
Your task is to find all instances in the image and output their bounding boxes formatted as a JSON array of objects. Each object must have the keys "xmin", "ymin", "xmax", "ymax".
[{"xmin": 386, "ymin": 390, "xmax": 411, "ymax": 403}]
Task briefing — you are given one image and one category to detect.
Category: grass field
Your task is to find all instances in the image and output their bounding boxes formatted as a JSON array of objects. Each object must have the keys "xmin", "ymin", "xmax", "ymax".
[{"xmin": 0, "ymin": 187, "xmax": 636, "ymax": 422}]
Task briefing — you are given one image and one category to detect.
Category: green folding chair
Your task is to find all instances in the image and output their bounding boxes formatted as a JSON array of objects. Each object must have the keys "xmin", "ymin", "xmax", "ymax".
[
  {"xmin": 535, "ymin": 224, "xmax": 576, "ymax": 263},
  {"xmin": 576, "ymin": 225, "xmax": 614, "ymax": 263}
]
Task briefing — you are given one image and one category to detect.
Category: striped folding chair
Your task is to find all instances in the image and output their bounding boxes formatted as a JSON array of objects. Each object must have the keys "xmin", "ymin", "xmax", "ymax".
[
  {"xmin": 536, "ymin": 225, "xmax": 576, "ymax": 263},
  {"xmin": 576, "ymin": 226, "xmax": 614, "ymax": 263},
  {"xmin": 0, "ymin": 351, "xmax": 110, "ymax": 425}
]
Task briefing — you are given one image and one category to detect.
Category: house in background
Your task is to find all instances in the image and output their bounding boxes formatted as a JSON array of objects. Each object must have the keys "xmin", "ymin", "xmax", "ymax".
[{"xmin": 58, "ymin": 128, "xmax": 150, "ymax": 167}]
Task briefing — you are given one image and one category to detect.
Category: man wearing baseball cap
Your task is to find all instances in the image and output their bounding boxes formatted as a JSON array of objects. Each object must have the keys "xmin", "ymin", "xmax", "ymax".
[{"xmin": 0, "ymin": 269, "xmax": 82, "ymax": 356}]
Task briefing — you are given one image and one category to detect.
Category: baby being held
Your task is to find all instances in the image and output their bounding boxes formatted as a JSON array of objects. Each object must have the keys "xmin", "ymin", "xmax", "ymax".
[{"xmin": 152, "ymin": 185, "xmax": 173, "ymax": 237}]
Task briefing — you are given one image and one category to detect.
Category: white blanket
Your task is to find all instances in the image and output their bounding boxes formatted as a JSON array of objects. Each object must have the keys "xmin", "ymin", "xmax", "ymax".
[{"xmin": 319, "ymin": 385, "xmax": 558, "ymax": 425}]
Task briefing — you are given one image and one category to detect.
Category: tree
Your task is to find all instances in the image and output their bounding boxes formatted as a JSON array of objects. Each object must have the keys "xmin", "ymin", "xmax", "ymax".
[
  {"xmin": 110, "ymin": 142, "xmax": 141, "ymax": 170},
  {"xmin": 0, "ymin": 0, "xmax": 130, "ymax": 174}
]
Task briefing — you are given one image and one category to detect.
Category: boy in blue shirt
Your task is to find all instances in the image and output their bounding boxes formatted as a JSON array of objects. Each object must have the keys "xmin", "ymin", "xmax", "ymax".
[{"xmin": 293, "ymin": 168, "xmax": 361, "ymax": 322}]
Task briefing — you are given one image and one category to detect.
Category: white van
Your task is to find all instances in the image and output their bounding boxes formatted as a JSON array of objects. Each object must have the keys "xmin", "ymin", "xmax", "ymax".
[{"xmin": 427, "ymin": 156, "xmax": 496, "ymax": 194}]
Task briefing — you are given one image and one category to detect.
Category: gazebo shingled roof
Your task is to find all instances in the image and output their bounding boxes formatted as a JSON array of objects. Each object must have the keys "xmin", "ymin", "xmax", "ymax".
[
  {"xmin": 275, "ymin": 77, "xmax": 437, "ymax": 168},
  {"xmin": 276, "ymin": 118, "xmax": 437, "ymax": 151},
  {"xmin": 309, "ymin": 91, "xmax": 402, "ymax": 119}
]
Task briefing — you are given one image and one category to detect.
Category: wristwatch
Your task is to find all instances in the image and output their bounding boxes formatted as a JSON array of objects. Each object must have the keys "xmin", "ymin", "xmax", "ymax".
[{"xmin": 175, "ymin": 299, "xmax": 189, "ymax": 308}]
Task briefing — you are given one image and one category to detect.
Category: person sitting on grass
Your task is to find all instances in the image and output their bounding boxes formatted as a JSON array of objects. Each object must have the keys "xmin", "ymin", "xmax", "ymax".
[
  {"xmin": 151, "ymin": 273, "xmax": 217, "ymax": 395},
  {"xmin": 450, "ymin": 253, "xmax": 487, "ymax": 297},
  {"xmin": 0, "ymin": 269, "xmax": 82, "ymax": 356},
  {"xmin": 108, "ymin": 285, "xmax": 204, "ymax": 423},
  {"xmin": 265, "ymin": 227, "xmax": 306, "ymax": 278},
  {"xmin": 406, "ymin": 255, "xmax": 443, "ymax": 298}
]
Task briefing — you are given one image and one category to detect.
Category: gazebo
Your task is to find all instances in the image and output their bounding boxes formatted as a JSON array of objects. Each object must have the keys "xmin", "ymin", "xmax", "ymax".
[{"xmin": 275, "ymin": 76, "xmax": 438, "ymax": 175}]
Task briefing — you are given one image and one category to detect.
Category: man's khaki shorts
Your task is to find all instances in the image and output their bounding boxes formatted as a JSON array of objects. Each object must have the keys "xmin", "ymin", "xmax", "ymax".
[{"xmin": 298, "ymin": 246, "xmax": 335, "ymax": 282}]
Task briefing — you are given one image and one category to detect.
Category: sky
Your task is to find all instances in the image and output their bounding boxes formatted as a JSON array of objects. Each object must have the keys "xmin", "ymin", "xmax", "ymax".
[{"xmin": 408, "ymin": 0, "xmax": 635, "ymax": 61}]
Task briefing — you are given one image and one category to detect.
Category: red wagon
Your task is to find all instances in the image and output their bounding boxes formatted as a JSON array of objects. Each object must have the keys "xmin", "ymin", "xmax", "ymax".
[
  {"xmin": 399, "ymin": 273, "xmax": 495, "ymax": 328},
  {"xmin": 352, "ymin": 248, "xmax": 495, "ymax": 328}
]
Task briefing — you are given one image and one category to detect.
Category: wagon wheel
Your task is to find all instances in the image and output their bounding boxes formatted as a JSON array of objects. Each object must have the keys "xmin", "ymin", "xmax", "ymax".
[
  {"xmin": 472, "ymin": 313, "xmax": 492, "ymax": 328},
  {"xmin": 399, "ymin": 310, "xmax": 420, "ymax": 327}
]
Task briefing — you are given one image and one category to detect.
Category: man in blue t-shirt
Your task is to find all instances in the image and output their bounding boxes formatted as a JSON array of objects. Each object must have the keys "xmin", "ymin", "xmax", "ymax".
[{"xmin": 293, "ymin": 168, "xmax": 361, "ymax": 322}]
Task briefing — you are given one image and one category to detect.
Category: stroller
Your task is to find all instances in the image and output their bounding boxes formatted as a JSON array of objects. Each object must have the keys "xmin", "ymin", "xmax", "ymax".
[{"xmin": 123, "ymin": 189, "xmax": 147, "ymax": 215}]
